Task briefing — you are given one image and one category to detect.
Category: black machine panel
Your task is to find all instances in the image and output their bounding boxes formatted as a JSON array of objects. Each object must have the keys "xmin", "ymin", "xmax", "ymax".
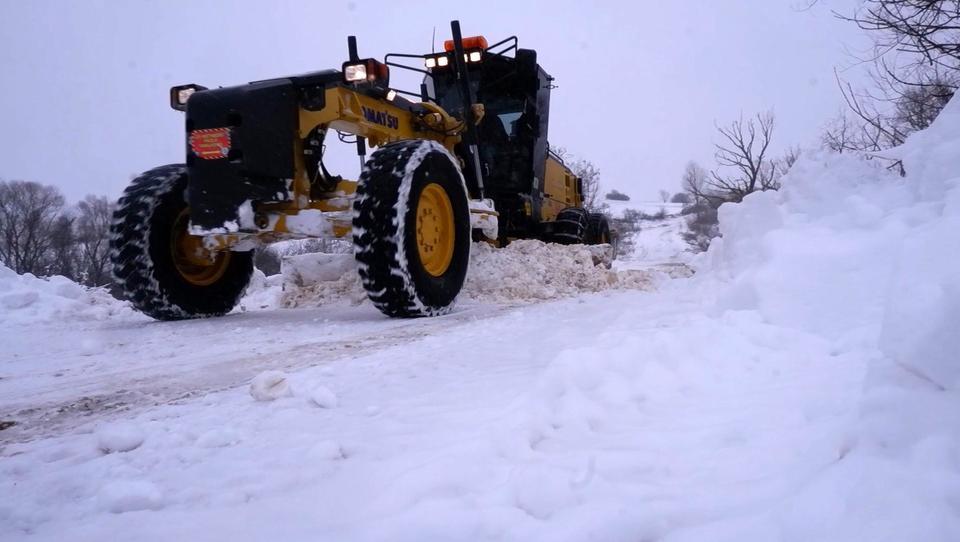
[
  {"xmin": 429, "ymin": 47, "xmax": 554, "ymax": 238},
  {"xmin": 184, "ymin": 71, "xmax": 342, "ymax": 231},
  {"xmin": 186, "ymin": 79, "xmax": 296, "ymax": 231}
]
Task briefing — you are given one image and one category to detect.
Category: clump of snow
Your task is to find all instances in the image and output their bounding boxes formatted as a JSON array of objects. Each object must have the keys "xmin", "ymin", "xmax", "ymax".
[
  {"xmin": 249, "ymin": 370, "xmax": 293, "ymax": 401},
  {"xmin": 96, "ymin": 423, "xmax": 145, "ymax": 454},
  {"xmin": 307, "ymin": 385, "xmax": 338, "ymax": 409},
  {"xmin": 99, "ymin": 480, "xmax": 164, "ymax": 514},
  {"xmin": 236, "ymin": 268, "xmax": 284, "ymax": 312},
  {"xmin": 0, "ymin": 265, "xmax": 136, "ymax": 326},
  {"xmin": 277, "ymin": 240, "xmax": 658, "ymax": 309}
]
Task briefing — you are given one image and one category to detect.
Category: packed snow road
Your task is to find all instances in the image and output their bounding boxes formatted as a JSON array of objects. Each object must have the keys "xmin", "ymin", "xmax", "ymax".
[
  {"xmin": 1, "ymin": 239, "xmax": 665, "ymax": 444},
  {"xmin": 1, "ymin": 301, "xmax": 513, "ymax": 443}
]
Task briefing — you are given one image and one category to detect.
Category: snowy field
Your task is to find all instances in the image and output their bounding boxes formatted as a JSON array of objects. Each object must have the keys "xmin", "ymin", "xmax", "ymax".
[{"xmin": 2, "ymin": 101, "xmax": 960, "ymax": 540}]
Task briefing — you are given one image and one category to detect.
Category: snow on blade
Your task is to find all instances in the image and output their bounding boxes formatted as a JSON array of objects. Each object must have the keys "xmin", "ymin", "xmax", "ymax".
[
  {"xmin": 461, "ymin": 239, "xmax": 655, "ymax": 303},
  {"xmin": 278, "ymin": 240, "xmax": 660, "ymax": 309}
]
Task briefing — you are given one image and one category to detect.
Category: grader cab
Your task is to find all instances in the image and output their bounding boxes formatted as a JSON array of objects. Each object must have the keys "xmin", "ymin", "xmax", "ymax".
[{"xmin": 109, "ymin": 20, "xmax": 611, "ymax": 321}]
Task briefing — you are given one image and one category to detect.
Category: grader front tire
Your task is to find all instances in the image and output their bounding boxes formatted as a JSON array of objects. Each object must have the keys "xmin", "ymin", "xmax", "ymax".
[{"xmin": 353, "ymin": 140, "xmax": 471, "ymax": 318}]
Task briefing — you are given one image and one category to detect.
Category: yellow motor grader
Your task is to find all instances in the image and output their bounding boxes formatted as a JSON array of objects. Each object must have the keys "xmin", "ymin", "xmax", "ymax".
[{"xmin": 109, "ymin": 20, "xmax": 611, "ymax": 320}]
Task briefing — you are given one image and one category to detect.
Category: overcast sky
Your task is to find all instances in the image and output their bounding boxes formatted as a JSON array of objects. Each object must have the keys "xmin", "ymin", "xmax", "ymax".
[{"xmin": 0, "ymin": 0, "xmax": 870, "ymax": 202}]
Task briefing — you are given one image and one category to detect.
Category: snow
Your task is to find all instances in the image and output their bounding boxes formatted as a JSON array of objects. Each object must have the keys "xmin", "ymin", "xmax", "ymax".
[
  {"xmin": 277, "ymin": 239, "xmax": 660, "ymax": 310},
  {"xmin": 283, "ymin": 209, "xmax": 335, "ymax": 237},
  {"xmin": 461, "ymin": 240, "xmax": 655, "ymax": 303},
  {"xmin": 615, "ymin": 213, "xmax": 693, "ymax": 269},
  {"xmin": 99, "ymin": 480, "xmax": 164, "ymax": 514},
  {"xmin": 0, "ymin": 264, "xmax": 137, "ymax": 326},
  {"xmin": 249, "ymin": 370, "xmax": 293, "ymax": 401},
  {"xmin": 95, "ymin": 423, "xmax": 145, "ymax": 454},
  {"xmin": 307, "ymin": 385, "xmax": 338, "ymax": 409},
  {"xmin": 195, "ymin": 428, "xmax": 242, "ymax": 448},
  {"xmin": 2, "ymin": 100, "xmax": 960, "ymax": 540}
]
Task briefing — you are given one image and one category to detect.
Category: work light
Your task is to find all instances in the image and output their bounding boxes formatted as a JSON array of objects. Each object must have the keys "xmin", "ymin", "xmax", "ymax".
[
  {"xmin": 344, "ymin": 64, "xmax": 367, "ymax": 82},
  {"xmin": 169, "ymin": 84, "xmax": 208, "ymax": 111},
  {"xmin": 341, "ymin": 58, "xmax": 390, "ymax": 87}
]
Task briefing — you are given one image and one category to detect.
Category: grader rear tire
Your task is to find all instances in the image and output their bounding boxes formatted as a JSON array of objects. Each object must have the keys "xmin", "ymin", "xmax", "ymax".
[
  {"xmin": 586, "ymin": 213, "xmax": 611, "ymax": 245},
  {"xmin": 109, "ymin": 164, "xmax": 253, "ymax": 320},
  {"xmin": 552, "ymin": 207, "xmax": 589, "ymax": 244},
  {"xmin": 353, "ymin": 140, "xmax": 471, "ymax": 317}
]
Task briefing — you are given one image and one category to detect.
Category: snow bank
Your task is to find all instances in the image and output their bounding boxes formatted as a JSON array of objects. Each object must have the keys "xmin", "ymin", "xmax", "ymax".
[
  {"xmin": 0, "ymin": 265, "xmax": 136, "ymax": 326},
  {"xmin": 461, "ymin": 240, "xmax": 654, "ymax": 303},
  {"xmin": 278, "ymin": 240, "xmax": 658, "ymax": 309},
  {"xmin": 694, "ymin": 97, "xmax": 960, "ymax": 537}
]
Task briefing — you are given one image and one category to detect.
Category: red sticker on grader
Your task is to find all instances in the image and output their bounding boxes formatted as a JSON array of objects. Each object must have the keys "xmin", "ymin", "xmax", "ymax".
[{"xmin": 189, "ymin": 128, "xmax": 231, "ymax": 160}]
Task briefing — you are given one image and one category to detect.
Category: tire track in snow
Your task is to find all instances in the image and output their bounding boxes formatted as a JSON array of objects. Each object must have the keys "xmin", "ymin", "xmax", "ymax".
[{"xmin": 1, "ymin": 303, "xmax": 516, "ymax": 443}]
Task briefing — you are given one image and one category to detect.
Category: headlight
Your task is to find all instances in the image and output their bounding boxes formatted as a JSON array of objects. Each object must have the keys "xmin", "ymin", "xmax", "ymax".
[
  {"xmin": 341, "ymin": 58, "xmax": 390, "ymax": 87},
  {"xmin": 169, "ymin": 84, "xmax": 208, "ymax": 111},
  {"xmin": 425, "ymin": 57, "xmax": 437, "ymax": 69},
  {"xmin": 437, "ymin": 56, "xmax": 449, "ymax": 67},
  {"xmin": 344, "ymin": 64, "xmax": 368, "ymax": 82},
  {"xmin": 469, "ymin": 51, "xmax": 482, "ymax": 62},
  {"xmin": 177, "ymin": 88, "xmax": 196, "ymax": 104}
]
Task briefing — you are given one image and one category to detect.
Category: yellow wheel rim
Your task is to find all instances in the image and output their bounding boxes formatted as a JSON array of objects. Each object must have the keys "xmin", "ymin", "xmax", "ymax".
[
  {"xmin": 415, "ymin": 183, "xmax": 456, "ymax": 277},
  {"xmin": 170, "ymin": 209, "xmax": 231, "ymax": 286}
]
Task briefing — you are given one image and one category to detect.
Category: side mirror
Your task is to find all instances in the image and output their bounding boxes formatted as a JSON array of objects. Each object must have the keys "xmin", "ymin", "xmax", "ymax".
[{"xmin": 515, "ymin": 49, "xmax": 540, "ymax": 94}]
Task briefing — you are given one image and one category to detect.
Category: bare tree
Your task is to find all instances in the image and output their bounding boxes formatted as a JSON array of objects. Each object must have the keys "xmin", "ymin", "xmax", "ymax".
[
  {"xmin": 822, "ymin": 111, "xmax": 858, "ymax": 153},
  {"xmin": 679, "ymin": 160, "xmax": 722, "ymax": 251},
  {"xmin": 838, "ymin": 1, "xmax": 960, "ymax": 70},
  {"xmin": 780, "ymin": 145, "xmax": 802, "ymax": 172},
  {"xmin": 574, "ymin": 158, "xmax": 602, "ymax": 211},
  {"xmin": 678, "ymin": 114, "xmax": 795, "ymax": 253},
  {"xmin": 658, "ymin": 189, "xmax": 670, "ymax": 203},
  {"xmin": 836, "ymin": 71, "xmax": 909, "ymax": 151},
  {"xmin": 682, "ymin": 161, "xmax": 710, "ymax": 204},
  {"xmin": 891, "ymin": 75, "xmax": 956, "ymax": 131},
  {"xmin": 0, "ymin": 180, "xmax": 66, "ymax": 275},
  {"xmin": 704, "ymin": 112, "xmax": 780, "ymax": 202},
  {"xmin": 74, "ymin": 195, "xmax": 114, "ymax": 286},
  {"xmin": 828, "ymin": 66, "xmax": 953, "ymax": 174},
  {"xmin": 827, "ymin": 1, "xmax": 959, "ymax": 172},
  {"xmin": 47, "ymin": 214, "xmax": 77, "ymax": 278}
]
